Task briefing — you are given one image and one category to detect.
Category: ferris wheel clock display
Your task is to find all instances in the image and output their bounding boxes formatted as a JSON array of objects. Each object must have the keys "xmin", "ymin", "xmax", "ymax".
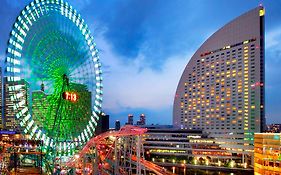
[{"xmin": 5, "ymin": 0, "xmax": 103, "ymax": 156}]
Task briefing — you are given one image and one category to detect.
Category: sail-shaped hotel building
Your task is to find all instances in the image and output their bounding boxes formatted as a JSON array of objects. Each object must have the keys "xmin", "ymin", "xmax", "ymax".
[{"xmin": 173, "ymin": 6, "xmax": 265, "ymax": 156}]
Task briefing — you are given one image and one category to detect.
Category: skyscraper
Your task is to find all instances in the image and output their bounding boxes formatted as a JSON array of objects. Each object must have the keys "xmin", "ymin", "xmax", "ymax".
[
  {"xmin": 115, "ymin": 120, "xmax": 121, "ymax": 130},
  {"xmin": 136, "ymin": 114, "xmax": 146, "ymax": 126},
  {"xmin": 96, "ymin": 113, "xmax": 109, "ymax": 135},
  {"xmin": 173, "ymin": 6, "xmax": 265, "ymax": 155},
  {"xmin": 139, "ymin": 114, "xmax": 146, "ymax": 125},
  {"xmin": 4, "ymin": 79, "xmax": 29, "ymax": 132},
  {"xmin": 32, "ymin": 90, "xmax": 53, "ymax": 130},
  {"xmin": 32, "ymin": 83, "xmax": 92, "ymax": 139},
  {"xmin": 127, "ymin": 114, "xmax": 134, "ymax": 125},
  {"xmin": 136, "ymin": 120, "xmax": 141, "ymax": 125},
  {"xmin": 101, "ymin": 114, "xmax": 109, "ymax": 133}
]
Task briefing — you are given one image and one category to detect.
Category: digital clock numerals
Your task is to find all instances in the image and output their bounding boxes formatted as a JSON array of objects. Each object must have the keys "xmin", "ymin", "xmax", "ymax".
[{"xmin": 62, "ymin": 92, "xmax": 78, "ymax": 102}]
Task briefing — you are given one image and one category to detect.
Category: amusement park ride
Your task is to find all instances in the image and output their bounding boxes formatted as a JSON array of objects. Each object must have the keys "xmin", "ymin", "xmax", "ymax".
[
  {"xmin": 0, "ymin": 0, "xmax": 174, "ymax": 174},
  {"xmin": 4, "ymin": 0, "xmax": 102, "ymax": 164},
  {"xmin": 66, "ymin": 125, "xmax": 174, "ymax": 175}
]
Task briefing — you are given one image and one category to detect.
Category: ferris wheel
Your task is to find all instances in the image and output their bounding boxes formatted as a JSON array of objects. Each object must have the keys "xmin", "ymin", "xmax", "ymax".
[{"xmin": 5, "ymin": 0, "xmax": 103, "ymax": 156}]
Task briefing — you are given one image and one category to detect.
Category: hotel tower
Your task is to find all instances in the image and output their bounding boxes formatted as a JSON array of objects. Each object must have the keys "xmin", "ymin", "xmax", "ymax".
[{"xmin": 173, "ymin": 6, "xmax": 265, "ymax": 154}]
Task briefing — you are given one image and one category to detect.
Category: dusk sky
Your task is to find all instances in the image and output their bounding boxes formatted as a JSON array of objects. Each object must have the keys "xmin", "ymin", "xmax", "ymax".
[{"xmin": 1, "ymin": 0, "xmax": 281, "ymax": 127}]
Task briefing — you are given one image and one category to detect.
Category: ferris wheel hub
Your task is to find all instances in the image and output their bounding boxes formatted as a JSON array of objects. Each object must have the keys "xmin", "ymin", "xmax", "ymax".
[{"xmin": 5, "ymin": 0, "xmax": 103, "ymax": 158}]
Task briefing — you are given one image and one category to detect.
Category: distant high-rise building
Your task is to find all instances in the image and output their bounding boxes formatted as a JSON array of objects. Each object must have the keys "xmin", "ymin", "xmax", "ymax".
[
  {"xmin": 136, "ymin": 114, "xmax": 146, "ymax": 126},
  {"xmin": 128, "ymin": 114, "xmax": 134, "ymax": 125},
  {"xmin": 266, "ymin": 124, "xmax": 281, "ymax": 133},
  {"xmin": 4, "ymin": 79, "xmax": 29, "ymax": 132},
  {"xmin": 136, "ymin": 120, "xmax": 141, "ymax": 125},
  {"xmin": 115, "ymin": 120, "xmax": 121, "ymax": 131},
  {"xmin": 0, "ymin": 67, "xmax": 3, "ymax": 130},
  {"xmin": 140, "ymin": 114, "xmax": 146, "ymax": 125},
  {"xmin": 173, "ymin": 6, "xmax": 265, "ymax": 155},
  {"xmin": 102, "ymin": 114, "xmax": 109, "ymax": 133},
  {"xmin": 96, "ymin": 113, "xmax": 109, "ymax": 135}
]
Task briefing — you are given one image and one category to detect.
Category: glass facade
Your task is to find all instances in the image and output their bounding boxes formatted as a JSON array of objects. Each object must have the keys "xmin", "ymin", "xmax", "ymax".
[{"xmin": 3, "ymin": 79, "xmax": 29, "ymax": 132}]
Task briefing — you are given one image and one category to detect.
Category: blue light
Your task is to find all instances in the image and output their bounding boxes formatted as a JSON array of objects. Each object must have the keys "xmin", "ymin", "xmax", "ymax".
[{"xmin": 274, "ymin": 135, "xmax": 280, "ymax": 140}]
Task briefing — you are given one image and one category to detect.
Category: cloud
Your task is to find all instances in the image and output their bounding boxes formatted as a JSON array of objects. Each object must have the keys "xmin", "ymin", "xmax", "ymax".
[
  {"xmin": 84, "ymin": 0, "xmax": 205, "ymax": 70},
  {"xmin": 264, "ymin": 26, "xmax": 281, "ymax": 123},
  {"xmin": 265, "ymin": 26, "xmax": 281, "ymax": 74},
  {"xmin": 95, "ymin": 32, "xmax": 191, "ymax": 113},
  {"xmin": 0, "ymin": 54, "xmax": 5, "ymax": 68},
  {"xmin": 264, "ymin": 26, "xmax": 281, "ymax": 76},
  {"xmin": 68, "ymin": 0, "xmax": 91, "ymax": 11},
  {"xmin": 266, "ymin": 25, "xmax": 281, "ymax": 50},
  {"xmin": 4, "ymin": 0, "xmax": 31, "ymax": 9}
]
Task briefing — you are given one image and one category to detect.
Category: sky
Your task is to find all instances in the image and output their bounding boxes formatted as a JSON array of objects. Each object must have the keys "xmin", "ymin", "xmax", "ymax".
[{"xmin": 0, "ymin": 0, "xmax": 281, "ymax": 127}]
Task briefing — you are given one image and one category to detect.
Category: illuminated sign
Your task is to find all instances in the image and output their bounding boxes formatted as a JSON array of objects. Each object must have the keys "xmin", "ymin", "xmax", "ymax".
[
  {"xmin": 0, "ymin": 131, "xmax": 16, "ymax": 134},
  {"xmin": 259, "ymin": 9, "xmax": 265, "ymax": 16},
  {"xmin": 62, "ymin": 92, "xmax": 78, "ymax": 102}
]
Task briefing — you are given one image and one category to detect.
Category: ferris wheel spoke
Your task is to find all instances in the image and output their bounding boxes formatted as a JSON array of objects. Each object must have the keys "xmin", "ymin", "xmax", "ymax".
[{"xmin": 5, "ymin": 0, "xmax": 102, "ymax": 158}]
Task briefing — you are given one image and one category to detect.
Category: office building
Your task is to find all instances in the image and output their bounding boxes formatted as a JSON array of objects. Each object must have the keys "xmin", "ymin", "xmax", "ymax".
[
  {"xmin": 135, "ymin": 114, "xmax": 146, "ymax": 126},
  {"xmin": 254, "ymin": 133, "xmax": 281, "ymax": 174},
  {"xmin": 101, "ymin": 114, "xmax": 109, "ymax": 133},
  {"xmin": 139, "ymin": 114, "xmax": 146, "ymax": 125},
  {"xmin": 136, "ymin": 120, "xmax": 141, "ymax": 125},
  {"xmin": 32, "ymin": 90, "xmax": 48, "ymax": 129},
  {"xmin": 3, "ymin": 79, "xmax": 29, "ymax": 132},
  {"xmin": 96, "ymin": 113, "xmax": 109, "ymax": 135},
  {"xmin": 115, "ymin": 120, "xmax": 121, "ymax": 130},
  {"xmin": 127, "ymin": 114, "xmax": 134, "ymax": 125},
  {"xmin": 32, "ymin": 82, "xmax": 92, "ymax": 139},
  {"xmin": 266, "ymin": 124, "xmax": 281, "ymax": 133},
  {"xmin": 173, "ymin": 6, "xmax": 265, "ymax": 154}
]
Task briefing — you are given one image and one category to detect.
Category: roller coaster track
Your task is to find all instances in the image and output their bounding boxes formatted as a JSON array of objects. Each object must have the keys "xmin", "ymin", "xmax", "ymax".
[{"xmin": 67, "ymin": 125, "xmax": 175, "ymax": 175}]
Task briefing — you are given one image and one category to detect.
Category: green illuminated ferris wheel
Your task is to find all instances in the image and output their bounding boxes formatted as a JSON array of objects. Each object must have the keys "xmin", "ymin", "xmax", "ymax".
[{"xmin": 5, "ymin": 0, "xmax": 103, "ymax": 155}]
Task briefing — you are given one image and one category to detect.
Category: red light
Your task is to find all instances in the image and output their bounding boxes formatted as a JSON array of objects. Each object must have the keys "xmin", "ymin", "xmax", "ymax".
[{"xmin": 251, "ymin": 82, "xmax": 264, "ymax": 88}]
